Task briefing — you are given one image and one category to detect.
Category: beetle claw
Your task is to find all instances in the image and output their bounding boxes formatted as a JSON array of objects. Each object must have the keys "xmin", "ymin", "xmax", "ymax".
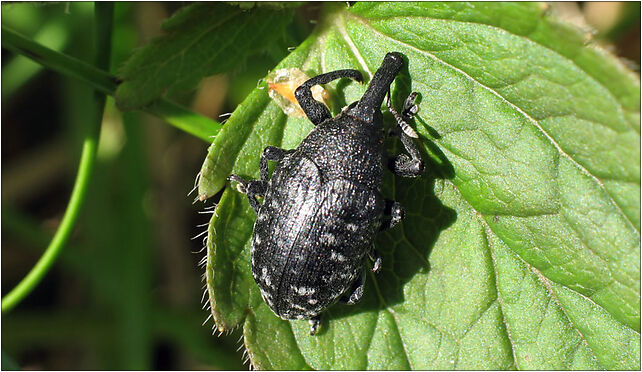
[
  {"xmin": 369, "ymin": 248, "xmax": 383, "ymax": 273},
  {"xmin": 372, "ymin": 255, "xmax": 383, "ymax": 273},
  {"xmin": 402, "ymin": 92, "xmax": 420, "ymax": 120},
  {"xmin": 228, "ymin": 174, "xmax": 248, "ymax": 194},
  {"xmin": 309, "ymin": 315, "xmax": 321, "ymax": 335}
]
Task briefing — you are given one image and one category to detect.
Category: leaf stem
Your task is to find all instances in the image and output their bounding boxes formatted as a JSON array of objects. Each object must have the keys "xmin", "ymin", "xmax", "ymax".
[
  {"xmin": 1, "ymin": 24, "xmax": 221, "ymax": 142},
  {"xmin": 145, "ymin": 100, "xmax": 221, "ymax": 142}
]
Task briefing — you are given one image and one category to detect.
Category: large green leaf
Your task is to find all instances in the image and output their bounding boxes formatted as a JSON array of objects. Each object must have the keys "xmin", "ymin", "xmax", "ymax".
[
  {"xmin": 199, "ymin": 2, "xmax": 640, "ymax": 369},
  {"xmin": 115, "ymin": 3, "xmax": 293, "ymax": 110}
]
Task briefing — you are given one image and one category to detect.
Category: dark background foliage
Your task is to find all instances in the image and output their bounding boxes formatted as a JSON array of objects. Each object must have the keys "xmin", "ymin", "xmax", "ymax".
[{"xmin": 1, "ymin": 2, "xmax": 639, "ymax": 369}]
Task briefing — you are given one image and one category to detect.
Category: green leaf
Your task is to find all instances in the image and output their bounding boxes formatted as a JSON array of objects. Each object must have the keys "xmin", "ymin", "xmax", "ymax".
[
  {"xmin": 200, "ymin": 2, "xmax": 640, "ymax": 369},
  {"xmin": 226, "ymin": 2, "xmax": 306, "ymax": 10},
  {"xmin": 115, "ymin": 3, "xmax": 293, "ymax": 110}
]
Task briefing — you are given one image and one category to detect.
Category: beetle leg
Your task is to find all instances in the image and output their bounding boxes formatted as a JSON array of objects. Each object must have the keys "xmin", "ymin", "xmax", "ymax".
[
  {"xmin": 386, "ymin": 90, "xmax": 419, "ymax": 138},
  {"xmin": 386, "ymin": 91, "xmax": 424, "ymax": 177},
  {"xmin": 228, "ymin": 175, "xmax": 266, "ymax": 213},
  {"xmin": 380, "ymin": 199, "xmax": 404, "ymax": 231},
  {"xmin": 260, "ymin": 146, "xmax": 293, "ymax": 182},
  {"xmin": 309, "ymin": 314, "xmax": 322, "ymax": 335},
  {"xmin": 402, "ymin": 91, "xmax": 419, "ymax": 120},
  {"xmin": 368, "ymin": 246, "xmax": 383, "ymax": 273},
  {"xmin": 295, "ymin": 69, "xmax": 363, "ymax": 125},
  {"xmin": 390, "ymin": 132, "xmax": 425, "ymax": 177},
  {"xmin": 339, "ymin": 270, "xmax": 365, "ymax": 305}
]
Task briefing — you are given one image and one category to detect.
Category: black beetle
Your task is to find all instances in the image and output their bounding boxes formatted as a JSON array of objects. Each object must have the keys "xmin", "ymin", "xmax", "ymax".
[{"xmin": 229, "ymin": 52, "xmax": 424, "ymax": 335}]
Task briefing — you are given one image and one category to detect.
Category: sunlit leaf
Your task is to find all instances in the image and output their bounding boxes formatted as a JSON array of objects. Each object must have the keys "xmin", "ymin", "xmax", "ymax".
[{"xmin": 200, "ymin": 2, "xmax": 640, "ymax": 369}]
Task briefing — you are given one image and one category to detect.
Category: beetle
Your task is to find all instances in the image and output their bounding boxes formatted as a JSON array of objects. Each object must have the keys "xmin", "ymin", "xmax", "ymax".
[{"xmin": 229, "ymin": 52, "xmax": 424, "ymax": 335}]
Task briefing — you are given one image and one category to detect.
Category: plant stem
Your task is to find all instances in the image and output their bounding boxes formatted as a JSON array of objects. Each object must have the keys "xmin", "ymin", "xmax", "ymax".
[
  {"xmin": 1, "ymin": 137, "xmax": 98, "ymax": 313},
  {"xmin": 1, "ymin": 3, "xmax": 112, "ymax": 314},
  {"xmin": 1, "ymin": 24, "xmax": 117, "ymax": 95},
  {"xmin": 1, "ymin": 25, "xmax": 221, "ymax": 142}
]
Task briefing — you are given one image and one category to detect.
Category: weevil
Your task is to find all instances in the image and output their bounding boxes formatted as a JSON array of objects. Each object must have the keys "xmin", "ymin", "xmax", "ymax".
[{"xmin": 229, "ymin": 52, "xmax": 424, "ymax": 335}]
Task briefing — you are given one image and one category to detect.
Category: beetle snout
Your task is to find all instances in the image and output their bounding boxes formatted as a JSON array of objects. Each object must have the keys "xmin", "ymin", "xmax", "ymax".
[
  {"xmin": 384, "ymin": 52, "xmax": 404, "ymax": 66},
  {"xmin": 382, "ymin": 52, "xmax": 404, "ymax": 75}
]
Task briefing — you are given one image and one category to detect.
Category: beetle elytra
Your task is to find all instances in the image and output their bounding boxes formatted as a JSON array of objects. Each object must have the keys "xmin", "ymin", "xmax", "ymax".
[{"xmin": 230, "ymin": 52, "xmax": 424, "ymax": 335}]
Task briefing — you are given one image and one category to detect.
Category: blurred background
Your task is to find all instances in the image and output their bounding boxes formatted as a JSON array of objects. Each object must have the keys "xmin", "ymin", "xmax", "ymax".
[{"xmin": 1, "ymin": 2, "xmax": 639, "ymax": 369}]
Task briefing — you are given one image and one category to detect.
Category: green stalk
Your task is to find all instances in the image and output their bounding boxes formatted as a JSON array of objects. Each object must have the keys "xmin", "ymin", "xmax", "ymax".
[
  {"xmin": 1, "ymin": 3, "xmax": 112, "ymax": 314},
  {"xmin": 1, "ymin": 137, "xmax": 98, "ymax": 313},
  {"xmin": 1, "ymin": 24, "xmax": 116, "ymax": 94},
  {"xmin": 1, "ymin": 18, "xmax": 69, "ymax": 99},
  {"xmin": 1, "ymin": 25, "xmax": 221, "ymax": 142}
]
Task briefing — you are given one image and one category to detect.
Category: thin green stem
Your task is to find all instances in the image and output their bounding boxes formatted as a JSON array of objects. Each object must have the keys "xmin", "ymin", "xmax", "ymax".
[
  {"xmin": 1, "ymin": 24, "xmax": 116, "ymax": 95},
  {"xmin": 1, "ymin": 138, "xmax": 98, "ymax": 313},
  {"xmin": 146, "ymin": 99, "xmax": 222, "ymax": 142},
  {"xmin": 2, "ymin": 204, "xmax": 87, "ymax": 273},
  {"xmin": 1, "ymin": 3, "xmax": 112, "ymax": 314},
  {"xmin": 1, "ymin": 18, "xmax": 69, "ymax": 99},
  {"xmin": 1, "ymin": 24, "xmax": 221, "ymax": 142}
]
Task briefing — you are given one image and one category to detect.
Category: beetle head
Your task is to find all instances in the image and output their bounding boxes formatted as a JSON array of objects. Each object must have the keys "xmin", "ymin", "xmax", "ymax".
[{"xmin": 347, "ymin": 52, "xmax": 404, "ymax": 123}]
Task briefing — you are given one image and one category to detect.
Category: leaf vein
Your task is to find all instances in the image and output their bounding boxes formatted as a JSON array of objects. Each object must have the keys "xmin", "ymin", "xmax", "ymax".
[
  {"xmin": 529, "ymin": 267, "xmax": 601, "ymax": 368},
  {"xmin": 385, "ymin": 308, "xmax": 415, "ymax": 370},
  {"xmin": 336, "ymin": 12, "xmax": 374, "ymax": 79},
  {"xmin": 286, "ymin": 320, "xmax": 314, "ymax": 370},
  {"xmin": 481, "ymin": 217, "xmax": 523, "ymax": 370}
]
